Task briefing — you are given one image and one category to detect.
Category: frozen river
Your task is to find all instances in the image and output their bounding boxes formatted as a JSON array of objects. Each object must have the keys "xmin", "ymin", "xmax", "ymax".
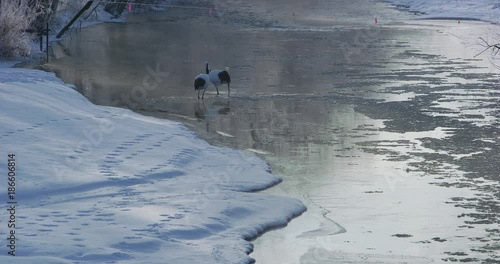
[{"xmin": 43, "ymin": 0, "xmax": 499, "ymax": 262}]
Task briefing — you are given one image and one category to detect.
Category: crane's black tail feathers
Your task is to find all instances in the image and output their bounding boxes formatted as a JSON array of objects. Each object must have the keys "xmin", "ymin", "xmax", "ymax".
[{"xmin": 218, "ymin": 71, "xmax": 231, "ymax": 84}]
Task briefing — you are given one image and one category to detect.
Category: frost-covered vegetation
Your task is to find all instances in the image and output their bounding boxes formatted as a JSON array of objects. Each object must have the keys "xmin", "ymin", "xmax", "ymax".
[
  {"xmin": 0, "ymin": 0, "xmax": 87, "ymax": 58},
  {"xmin": 0, "ymin": 0, "xmax": 167, "ymax": 59},
  {"xmin": 0, "ymin": 0, "xmax": 44, "ymax": 58}
]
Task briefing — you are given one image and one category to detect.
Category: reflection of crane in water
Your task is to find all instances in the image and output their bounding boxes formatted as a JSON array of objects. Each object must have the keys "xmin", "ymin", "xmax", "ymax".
[
  {"xmin": 214, "ymin": 101, "xmax": 231, "ymax": 115},
  {"xmin": 194, "ymin": 100, "xmax": 231, "ymax": 119},
  {"xmin": 194, "ymin": 100, "xmax": 207, "ymax": 119},
  {"xmin": 194, "ymin": 100, "xmax": 231, "ymax": 132}
]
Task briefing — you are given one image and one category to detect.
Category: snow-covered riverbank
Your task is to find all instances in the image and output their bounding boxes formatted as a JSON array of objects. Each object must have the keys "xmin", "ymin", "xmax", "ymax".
[
  {"xmin": 0, "ymin": 68, "xmax": 305, "ymax": 263},
  {"xmin": 386, "ymin": 0, "xmax": 500, "ymax": 23}
]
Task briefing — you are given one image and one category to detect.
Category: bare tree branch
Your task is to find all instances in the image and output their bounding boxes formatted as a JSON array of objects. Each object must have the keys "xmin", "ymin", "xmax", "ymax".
[{"xmin": 475, "ymin": 37, "xmax": 500, "ymax": 58}]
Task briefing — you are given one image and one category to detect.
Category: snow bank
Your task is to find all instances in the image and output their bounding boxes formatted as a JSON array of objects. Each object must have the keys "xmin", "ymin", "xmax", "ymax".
[
  {"xmin": 0, "ymin": 68, "xmax": 305, "ymax": 263},
  {"xmin": 0, "ymin": 61, "xmax": 18, "ymax": 68},
  {"xmin": 386, "ymin": 0, "xmax": 500, "ymax": 23}
]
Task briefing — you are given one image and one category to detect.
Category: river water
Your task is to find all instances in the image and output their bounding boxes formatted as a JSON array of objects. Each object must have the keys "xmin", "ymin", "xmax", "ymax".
[{"xmin": 42, "ymin": 0, "xmax": 499, "ymax": 263}]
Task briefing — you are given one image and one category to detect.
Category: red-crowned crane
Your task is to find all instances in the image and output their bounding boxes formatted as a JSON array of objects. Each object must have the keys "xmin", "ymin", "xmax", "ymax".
[{"xmin": 205, "ymin": 62, "xmax": 231, "ymax": 96}]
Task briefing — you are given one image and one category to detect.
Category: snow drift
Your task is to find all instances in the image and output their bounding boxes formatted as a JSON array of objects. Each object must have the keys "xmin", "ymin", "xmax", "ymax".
[
  {"xmin": 386, "ymin": 0, "xmax": 500, "ymax": 23},
  {"xmin": 0, "ymin": 68, "xmax": 305, "ymax": 263}
]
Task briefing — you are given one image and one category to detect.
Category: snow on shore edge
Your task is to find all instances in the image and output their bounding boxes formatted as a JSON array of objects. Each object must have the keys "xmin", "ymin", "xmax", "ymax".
[
  {"xmin": 385, "ymin": 0, "xmax": 500, "ymax": 23},
  {"xmin": 0, "ymin": 68, "xmax": 306, "ymax": 263}
]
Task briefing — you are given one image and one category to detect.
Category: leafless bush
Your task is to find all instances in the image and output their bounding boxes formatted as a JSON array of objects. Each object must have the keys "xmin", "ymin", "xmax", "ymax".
[
  {"xmin": 0, "ymin": 0, "xmax": 43, "ymax": 58},
  {"xmin": 0, "ymin": 0, "xmax": 171, "ymax": 58}
]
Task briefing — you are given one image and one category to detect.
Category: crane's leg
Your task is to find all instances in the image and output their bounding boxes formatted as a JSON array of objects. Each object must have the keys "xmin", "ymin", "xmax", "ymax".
[
  {"xmin": 227, "ymin": 83, "xmax": 230, "ymax": 97},
  {"xmin": 202, "ymin": 88, "xmax": 206, "ymax": 99},
  {"xmin": 198, "ymin": 89, "xmax": 200, "ymax": 99},
  {"xmin": 215, "ymin": 85, "xmax": 220, "ymax": 95}
]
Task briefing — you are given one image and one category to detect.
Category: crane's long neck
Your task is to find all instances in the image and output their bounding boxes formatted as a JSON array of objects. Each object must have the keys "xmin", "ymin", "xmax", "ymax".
[{"xmin": 205, "ymin": 63, "xmax": 210, "ymax": 74}]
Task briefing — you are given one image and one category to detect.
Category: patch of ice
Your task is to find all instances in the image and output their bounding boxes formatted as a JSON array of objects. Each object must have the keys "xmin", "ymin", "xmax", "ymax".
[
  {"xmin": 246, "ymin": 148, "xmax": 272, "ymax": 155},
  {"xmin": 216, "ymin": 131, "xmax": 235, "ymax": 137}
]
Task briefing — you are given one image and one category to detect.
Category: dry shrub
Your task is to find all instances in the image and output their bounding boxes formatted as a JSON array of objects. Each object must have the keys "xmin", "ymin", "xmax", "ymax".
[{"xmin": 0, "ymin": 0, "xmax": 43, "ymax": 58}]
